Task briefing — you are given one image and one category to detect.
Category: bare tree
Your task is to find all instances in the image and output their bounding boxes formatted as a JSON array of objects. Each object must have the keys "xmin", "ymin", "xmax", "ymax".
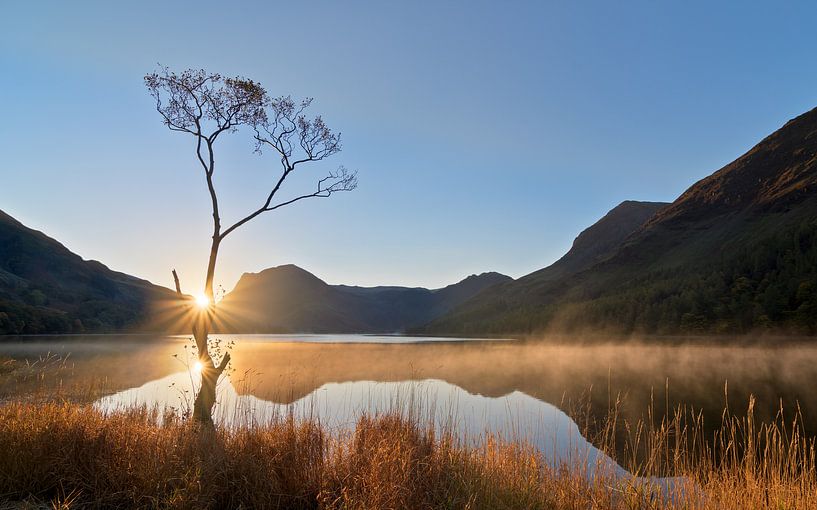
[{"xmin": 145, "ymin": 67, "xmax": 356, "ymax": 425}]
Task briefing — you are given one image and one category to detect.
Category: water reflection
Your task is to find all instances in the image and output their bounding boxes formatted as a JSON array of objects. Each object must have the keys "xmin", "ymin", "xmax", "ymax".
[
  {"xmin": 3, "ymin": 334, "xmax": 816, "ymax": 472},
  {"xmin": 95, "ymin": 372, "xmax": 658, "ymax": 485}
]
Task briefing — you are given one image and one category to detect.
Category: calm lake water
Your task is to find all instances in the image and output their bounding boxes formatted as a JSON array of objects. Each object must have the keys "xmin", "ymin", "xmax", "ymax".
[{"xmin": 2, "ymin": 334, "xmax": 815, "ymax": 491}]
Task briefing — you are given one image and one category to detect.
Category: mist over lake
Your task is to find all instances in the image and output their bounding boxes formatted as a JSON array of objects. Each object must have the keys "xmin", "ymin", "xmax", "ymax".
[{"xmin": 4, "ymin": 334, "xmax": 816, "ymax": 459}]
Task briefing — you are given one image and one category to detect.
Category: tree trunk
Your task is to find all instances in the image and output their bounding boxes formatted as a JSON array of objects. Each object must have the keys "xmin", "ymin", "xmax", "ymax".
[
  {"xmin": 190, "ymin": 237, "xmax": 230, "ymax": 426},
  {"xmin": 191, "ymin": 349, "xmax": 228, "ymax": 425}
]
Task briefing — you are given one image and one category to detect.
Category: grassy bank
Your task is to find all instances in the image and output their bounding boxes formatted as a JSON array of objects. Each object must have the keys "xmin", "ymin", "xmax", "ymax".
[{"xmin": 0, "ymin": 398, "xmax": 815, "ymax": 509}]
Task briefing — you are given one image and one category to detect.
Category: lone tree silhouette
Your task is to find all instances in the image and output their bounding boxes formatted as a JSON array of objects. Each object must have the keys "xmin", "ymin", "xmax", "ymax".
[{"xmin": 145, "ymin": 67, "xmax": 356, "ymax": 425}]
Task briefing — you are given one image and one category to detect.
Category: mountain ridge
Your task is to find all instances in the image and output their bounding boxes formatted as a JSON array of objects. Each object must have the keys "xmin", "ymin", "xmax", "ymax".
[
  {"xmin": 0, "ymin": 209, "xmax": 180, "ymax": 334},
  {"xmin": 5, "ymin": 106, "xmax": 817, "ymax": 337},
  {"xmin": 216, "ymin": 265, "xmax": 511, "ymax": 334},
  {"xmin": 423, "ymin": 108, "xmax": 817, "ymax": 336}
]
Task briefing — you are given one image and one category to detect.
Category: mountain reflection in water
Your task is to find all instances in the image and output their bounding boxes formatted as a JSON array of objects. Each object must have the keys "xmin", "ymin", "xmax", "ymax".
[
  {"xmin": 95, "ymin": 371, "xmax": 688, "ymax": 496},
  {"xmin": 3, "ymin": 332, "xmax": 815, "ymax": 498}
]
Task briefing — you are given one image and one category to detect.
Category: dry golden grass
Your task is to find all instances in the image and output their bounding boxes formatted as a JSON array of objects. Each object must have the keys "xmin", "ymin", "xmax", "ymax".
[{"xmin": 0, "ymin": 395, "xmax": 815, "ymax": 509}]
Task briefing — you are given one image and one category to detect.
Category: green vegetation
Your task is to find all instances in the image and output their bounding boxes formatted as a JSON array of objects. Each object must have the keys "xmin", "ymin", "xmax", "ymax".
[
  {"xmin": 0, "ymin": 296, "xmax": 148, "ymax": 335},
  {"xmin": 0, "ymin": 209, "xmax": 176, "ymax": 335},
  {"xmin": 431, "ymin": 214, "xmax": 817, "ymax": 336},
  {"xmin": 565, "ymin": 216, "xmax": 817, "ymax": 334}
]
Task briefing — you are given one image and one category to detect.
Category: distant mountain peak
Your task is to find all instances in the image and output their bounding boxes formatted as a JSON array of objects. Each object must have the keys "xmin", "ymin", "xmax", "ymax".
[
  {"xmin": 519, "ymin": 200, "xmax": 668, "ymax": 285},
  {"xmin": 251, "ymin": 263, "xmax": 316, "ymax": 276},
  {"xmin": 220, "ymin": 265, "xmax": 510, "ymax": 334},
  {"xmin": 435, "ymin": 271, "xmax": 512, "ymax": 293},
  {"xmin": 465, "ymin": 271, "xmax": 507, "ymax": 279},
  {"xmin": 446, "ymin": 271, "xmax": 511, "ymax": 286},
  {"xmin": 572, "ymin": 200, "xmax": 668, "ymax": 248}
]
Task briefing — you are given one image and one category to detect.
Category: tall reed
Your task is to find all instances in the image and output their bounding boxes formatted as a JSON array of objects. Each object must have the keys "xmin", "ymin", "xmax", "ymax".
[{"xmin": 0, "ymin": 389, "xmax": 815, "ymax": 509}]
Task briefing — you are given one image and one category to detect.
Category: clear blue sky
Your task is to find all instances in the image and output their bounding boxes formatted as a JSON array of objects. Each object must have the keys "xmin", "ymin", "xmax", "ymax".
[{"xmin": 2, "ymin": 1, "xmax": 817, "ymax": 293}]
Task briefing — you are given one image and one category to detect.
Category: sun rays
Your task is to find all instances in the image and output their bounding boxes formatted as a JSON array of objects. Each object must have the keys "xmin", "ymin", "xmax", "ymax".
[
  {"xmin": 146, "ymin": 290, "xmax": 255, "ymax": 337},
  {"xmin": 194, "ymin": 293, "xmax": 210, "ymax": 309}
]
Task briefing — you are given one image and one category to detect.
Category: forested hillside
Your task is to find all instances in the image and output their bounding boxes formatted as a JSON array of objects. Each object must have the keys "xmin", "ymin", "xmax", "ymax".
[
  {"xmin": 424, "ymin": 108, "xmax": 817, "ymax": 336},
  {"xmin": 0, "ymin": 210, "xmax": 178, "ymax": 334}
]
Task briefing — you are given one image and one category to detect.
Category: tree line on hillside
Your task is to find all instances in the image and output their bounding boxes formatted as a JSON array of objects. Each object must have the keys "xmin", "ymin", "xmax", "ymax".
[
  {"xmin": 444, "ymin": 217, "xmax": 817, "ymax": 336},
  {"xmin": 0, "ymin": 295, "xmax": 145, "ymax": 335}
]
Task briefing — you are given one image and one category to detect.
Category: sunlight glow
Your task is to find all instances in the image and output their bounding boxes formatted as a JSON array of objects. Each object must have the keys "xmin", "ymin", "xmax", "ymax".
[
  {"xmin": 194, "ymin": 293, "xmax": 210, "ymax": 309},
  {"xmin": 193, "ymin": 361, "xmax": 203, "ymax": 373}
]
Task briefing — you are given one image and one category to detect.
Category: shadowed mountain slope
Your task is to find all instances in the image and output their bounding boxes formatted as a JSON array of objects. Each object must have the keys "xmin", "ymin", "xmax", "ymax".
[
  {"xmin": 216, "ymin": 265, "xmax": 511, "ymax": 334},
  {"xmin": 524, "ymin": 200, "xmax": 668, "ymax": 285},
  {"xmin": 0, "ymin": 210, "xmax": 180, "ymax": 334},
  {"xmin": 424, "ymin": 107, "xmax": 817, "ymax": 336}
]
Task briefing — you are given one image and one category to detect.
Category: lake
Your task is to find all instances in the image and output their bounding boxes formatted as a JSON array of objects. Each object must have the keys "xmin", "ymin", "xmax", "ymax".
[{"xmin": 2, "ymin": 334, "xmax": 815, "ymax": 492}]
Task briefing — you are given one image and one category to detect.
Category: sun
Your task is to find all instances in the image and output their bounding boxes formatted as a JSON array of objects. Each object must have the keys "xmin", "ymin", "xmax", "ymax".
[
  {"xmin": 192, "ymin": 361, "xmax": 203, "ymax": 373},
  {"xmin": 194, "ymin": 293, "xmax": 210, "ymax": 309}
]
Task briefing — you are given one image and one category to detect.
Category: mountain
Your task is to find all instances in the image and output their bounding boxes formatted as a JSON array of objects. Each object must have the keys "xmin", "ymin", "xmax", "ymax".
[
  {"xmin": 0, "ymin": 210, "xmax": 180, "ymax": 334},
  {"xmin": 417, "ymin": 200, "xmax": 667, "ymax": 335},
  {"xmin": 0, "ymin": 208, "xmax": 508, "ymax": 336},
  {"xmin": 216, "ymin": 264, "xmax": 511, "ymax": 334},
  {"xmin": 424, "ymin": 108, "xmax": 817, "ymax": 336},
  {"xmin": 521, "ymin": 200, "xmax": 668, "ymax": 285}
]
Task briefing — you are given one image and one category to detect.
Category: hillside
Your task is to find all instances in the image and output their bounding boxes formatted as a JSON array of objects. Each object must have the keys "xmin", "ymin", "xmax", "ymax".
[
  {"xmin": 424, "ymin": 108, "xmax": 817, "ymax": 336},
  {"xmin": 0, "ymin": 210, "xmax": 179, "ymax": 334},
  {"xmin": 520, "ymin": 200, "xmax": 668, "ymax": 285},
  {"xmin": 216, "ymin": 265, "xmax": 510, "ymax": 334}
]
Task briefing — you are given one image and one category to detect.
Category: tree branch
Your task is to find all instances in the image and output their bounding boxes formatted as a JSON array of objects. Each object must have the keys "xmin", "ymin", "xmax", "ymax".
[
  {"xmin": 220, "ymin": 167, "xmax": 357, "ymax": 239},
  {"xmin": 172, "ymin": 269, "xmax": 182, "ymax": 295}
]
